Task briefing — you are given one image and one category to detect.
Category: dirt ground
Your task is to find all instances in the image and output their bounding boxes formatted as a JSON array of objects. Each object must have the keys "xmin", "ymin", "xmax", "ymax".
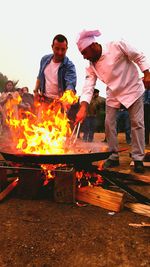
[{"xmin": 0, "ymin": 133, "xmax": 150, "ymax": 267}]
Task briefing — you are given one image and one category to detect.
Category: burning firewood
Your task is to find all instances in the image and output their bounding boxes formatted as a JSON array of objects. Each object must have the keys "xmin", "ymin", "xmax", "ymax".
[{"xmin": 0, "ymin": 178, "xmax": 19, "ymax": 201}]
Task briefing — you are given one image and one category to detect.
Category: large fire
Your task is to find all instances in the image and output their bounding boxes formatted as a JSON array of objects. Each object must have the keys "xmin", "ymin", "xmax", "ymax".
[{"xmin": 5, "ymin": 90, "xmax": 78, "ymax": 154}]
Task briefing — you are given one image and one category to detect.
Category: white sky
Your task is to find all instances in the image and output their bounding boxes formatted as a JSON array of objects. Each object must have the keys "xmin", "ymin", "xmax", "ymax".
[{"xmin": 0, "ymin": 0, "xmax": 150, "ymax": 97}]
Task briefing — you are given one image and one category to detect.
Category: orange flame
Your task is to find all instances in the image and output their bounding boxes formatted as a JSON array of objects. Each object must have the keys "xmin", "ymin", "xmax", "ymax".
[
  {"xmin": 5, "ymin": 91, "xmax": 78, "ymax": 154},
  {"xmin": 59, "ymin": 90, "xmax": 78, "ymax": 104},
  {"xmin": 76, "ymin": 170, "xmax": 103, "ymax": 187}
]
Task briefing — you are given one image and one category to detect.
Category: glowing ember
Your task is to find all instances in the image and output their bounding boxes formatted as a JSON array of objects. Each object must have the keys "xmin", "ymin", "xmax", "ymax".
[
  {"xmin": 41, "ymin": 165, "xmax": 103, "ymax": 188},
  {"xmin": 5, "ymin": 90, "xmax": 78, "ymax": 154},
  {"xmin": 41, "ymin": 163, "xmax": 67, "ymax": 180},
  {"xmin": 76, "ymin": 170, "xmax": 103, "ymax": 187}
]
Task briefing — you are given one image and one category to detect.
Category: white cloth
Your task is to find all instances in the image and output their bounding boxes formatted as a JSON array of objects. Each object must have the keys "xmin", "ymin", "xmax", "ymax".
[
  {"xmin": 80, "ymin": 39, "xmax": 150, "ymax": 108},
  {"xmin": 76, "ymin": 30, "xmax": 101, "ymax": 52},
  {"xmin": 44, "ymin": 60, "xmax": 61, "ymax": 98}
]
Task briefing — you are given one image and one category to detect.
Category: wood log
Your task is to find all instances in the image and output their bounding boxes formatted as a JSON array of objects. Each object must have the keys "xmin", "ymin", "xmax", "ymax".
[
  {"xmin": 0, "ymin": 178, "xmax": 19, "ymax": 201},
  {"xmin": 125, "ymin": 202, "xmax": 150, "ymax": 217},
  {"xmin": 0, "ymin": 169, "xmax": 7, "ymax": 191},
  {"xmin": 130, "ymin": 161, "xmax": 150, "ymax": 167},
  {"xmin": 54, "ymin": 167, "xmax": 76, "ymax": 203},
  {"xmin": 76, "ymin": 186, "xmax": 124, "ymax": 212}
]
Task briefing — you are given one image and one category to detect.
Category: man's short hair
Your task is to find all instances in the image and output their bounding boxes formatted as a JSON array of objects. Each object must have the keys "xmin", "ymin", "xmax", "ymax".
[{"xmin": 52, "ymin": 34, "xmax": 68, "ymax": 45}]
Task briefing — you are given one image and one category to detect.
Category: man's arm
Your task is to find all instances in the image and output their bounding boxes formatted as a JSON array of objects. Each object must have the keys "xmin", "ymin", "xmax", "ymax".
[
  {"xmin": 64, "ymin": 61, "xmax": 77, "ymax": 92},
  {"xmin": 119, "ymin": 40, "xmax": 150, "ymax": 89},
  {"xmin": 75, "ymin": 101, "xmax": 88, "ymax": 124},
  {"xmin": 33, "ymin": 79, "xmax": 41, "ymax": 95},
  {"xmin": 143, "ymin": 70, "xmax": 150, "ymax": 89},
  {"xmin": 75, "ymin": 66, "xmax": 97, "ymax": 123}
]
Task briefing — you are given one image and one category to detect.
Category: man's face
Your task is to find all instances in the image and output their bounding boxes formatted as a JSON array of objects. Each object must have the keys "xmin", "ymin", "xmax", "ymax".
[
  {"xmin": 81, "ymin": 44, "xmax": 101, "ymax": 62},
  {"xmin": 52, "ymin": 40, "xmax": 68, "ymax": 62}
]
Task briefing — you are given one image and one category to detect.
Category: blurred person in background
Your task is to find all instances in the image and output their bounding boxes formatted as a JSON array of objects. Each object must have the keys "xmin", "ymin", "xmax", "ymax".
[
  {"xmin": 18, "ymin": 87, "xmax": 34, "ymax": 112},
  {"xmin": 82, "ymin": 88, "xmax": 101, "ymax": 142},
  {"xmin": 144, "ymin": 89, "xmax": 150, "ymax": 145},
  {"xmin": 0, "ymin": 80, "xmax": 19, "ymax": 127},
  {"xmin": 116, "ymin": 104, "xmax": 131, "ymax": 145}
]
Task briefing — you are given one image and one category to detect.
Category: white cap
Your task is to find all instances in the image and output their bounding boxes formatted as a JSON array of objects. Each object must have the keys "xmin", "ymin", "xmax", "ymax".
[{"xmin": 76, "ymin": 29, "xmax": 101, "ymax": 52}]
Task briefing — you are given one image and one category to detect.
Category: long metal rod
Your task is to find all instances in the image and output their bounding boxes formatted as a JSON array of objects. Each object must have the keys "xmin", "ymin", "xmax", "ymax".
[
  {"xmin": 70, "ymin": 124, "xmax": 77, "ymax": 140},
  {"xmin": 68, "ymin": 122, "xmax": 81, "ymax": 145},
  {"xmin": 97, "ymin": 170, "xmax": 150, "ymax": 205},
  {"xmin": 0, "ymin": 165, "xmax": 74, "ymax": 172},
  {"xmin": 0, "ymin": 165, "xmax": 41, "ymax": 171},
  {"xmin": 72, "ymin": 122, "xmax": 81, "ymax": 144}
]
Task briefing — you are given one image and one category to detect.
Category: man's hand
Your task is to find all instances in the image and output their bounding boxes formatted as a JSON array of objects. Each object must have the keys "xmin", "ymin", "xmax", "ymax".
[
  {"xmin": 143, "ymin": 70, "xmax": 150, "ymax": 89},
  {"xmin": 33, "ymin": 89, "xmax": 40, "ymax": 96},
  {"xmin": 75, "ymin": 101, "xmax": 88, "ymax": 124},
  {"xmin": 33, "ymin": 89, "xmax": 42, "ymax": 102}
]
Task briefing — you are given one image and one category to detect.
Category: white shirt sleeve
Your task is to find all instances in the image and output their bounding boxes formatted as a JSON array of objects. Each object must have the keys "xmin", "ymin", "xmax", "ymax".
[
  {"xmin": 119, "ymin": 39, "xmax": 150, "ymax": 72},
  {"xmin": 80, "ymin": 65, "xmax": 97, "ymax": 104}
]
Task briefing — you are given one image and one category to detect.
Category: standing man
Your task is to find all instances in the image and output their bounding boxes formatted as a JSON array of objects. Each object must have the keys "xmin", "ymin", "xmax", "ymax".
[
  {"xmin": 82, "ymin": 88, "xmax": 101, "ymax": 142},
  {"xmin": 76, "ymin": 29, "xmax": 150, "ymax": 173},
  {"xmin": 34, "ymin": 34, "xmax": 77, "ymax": 102},
  {"xmin": 144, "ymin": 89, "xmax": 150, "ymax": 145},
  {"xmin": 116, "ymin": 104, "xmax": 131, "ymax": 145}
]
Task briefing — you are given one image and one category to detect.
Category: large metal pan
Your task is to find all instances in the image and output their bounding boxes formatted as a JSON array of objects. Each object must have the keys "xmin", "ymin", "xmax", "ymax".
[
  {"xmin": 1, "ymin": 151, "xmax": 114, "ymax": 165},
  {"xmin": 0, "ymin": 148, "xmax": 127, "ymax": 165}
]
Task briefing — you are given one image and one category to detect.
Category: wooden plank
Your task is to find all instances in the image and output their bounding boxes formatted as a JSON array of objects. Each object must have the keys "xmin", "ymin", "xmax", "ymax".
[
  {"xmin": 130, "ymin": 161, "xmax": 150, "ymax": 167},
  {"xmin": 116, "ymin": 169, "xmax": 150, "ymax": 184},
  {"xmin": 129, "ymin": 222, "xmax": 150, "ymax": 227},
  {"xmin": 125, "ymin": 202, "xmax": 150, "ymax": 217},
  {"xmin": 76, "ymin": 186, "xmax": 124, "ymax": 212}
]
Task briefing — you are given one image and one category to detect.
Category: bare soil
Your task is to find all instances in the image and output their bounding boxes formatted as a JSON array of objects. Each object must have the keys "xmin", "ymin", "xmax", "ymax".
[{"xmin": 0, "ymin": 133, "xmax": 150, "ymax": 267}]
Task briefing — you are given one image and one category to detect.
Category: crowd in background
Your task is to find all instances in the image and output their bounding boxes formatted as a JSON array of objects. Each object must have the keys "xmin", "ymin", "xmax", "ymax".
[{"xmin": 0, "ymin": 80, "xmax": 34, "ymax": 133}]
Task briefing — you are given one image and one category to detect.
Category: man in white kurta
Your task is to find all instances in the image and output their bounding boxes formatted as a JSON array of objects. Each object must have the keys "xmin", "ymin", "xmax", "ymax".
[{"xmin": 76, "ymin": 30, "xmax": 150, "ymax": 173}]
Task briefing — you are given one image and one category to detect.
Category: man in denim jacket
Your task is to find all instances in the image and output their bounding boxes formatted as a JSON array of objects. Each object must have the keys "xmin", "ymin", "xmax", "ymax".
[{"xmin": 34, "ymin": 34, "xmax": 77, "ymax": 102}]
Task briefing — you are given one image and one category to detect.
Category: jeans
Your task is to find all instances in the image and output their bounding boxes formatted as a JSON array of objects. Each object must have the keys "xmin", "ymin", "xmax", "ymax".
[
  {"xmin": 82, "ymin": 116, "xmax": 97, "ymax": 142},
  {"xmin": 116, "ymin": 109, "xmax": 131, "ymax": 144},
  {"xmin": 144, "ymin": 103, "xmax": 150, "ymax": 145}
]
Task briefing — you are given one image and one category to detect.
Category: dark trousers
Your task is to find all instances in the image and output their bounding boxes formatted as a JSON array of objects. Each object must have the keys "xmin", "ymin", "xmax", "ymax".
[
  {"xmin": 82, "ymin": 116, "xmax": 97, "ymax": 142},
  {"xmin": 116, "ymin": 110, "xmax": 131, "ymax": 144},
  {"xmin": 144, "ymin": 104, "xmax": 150, "ymax": 145}
]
